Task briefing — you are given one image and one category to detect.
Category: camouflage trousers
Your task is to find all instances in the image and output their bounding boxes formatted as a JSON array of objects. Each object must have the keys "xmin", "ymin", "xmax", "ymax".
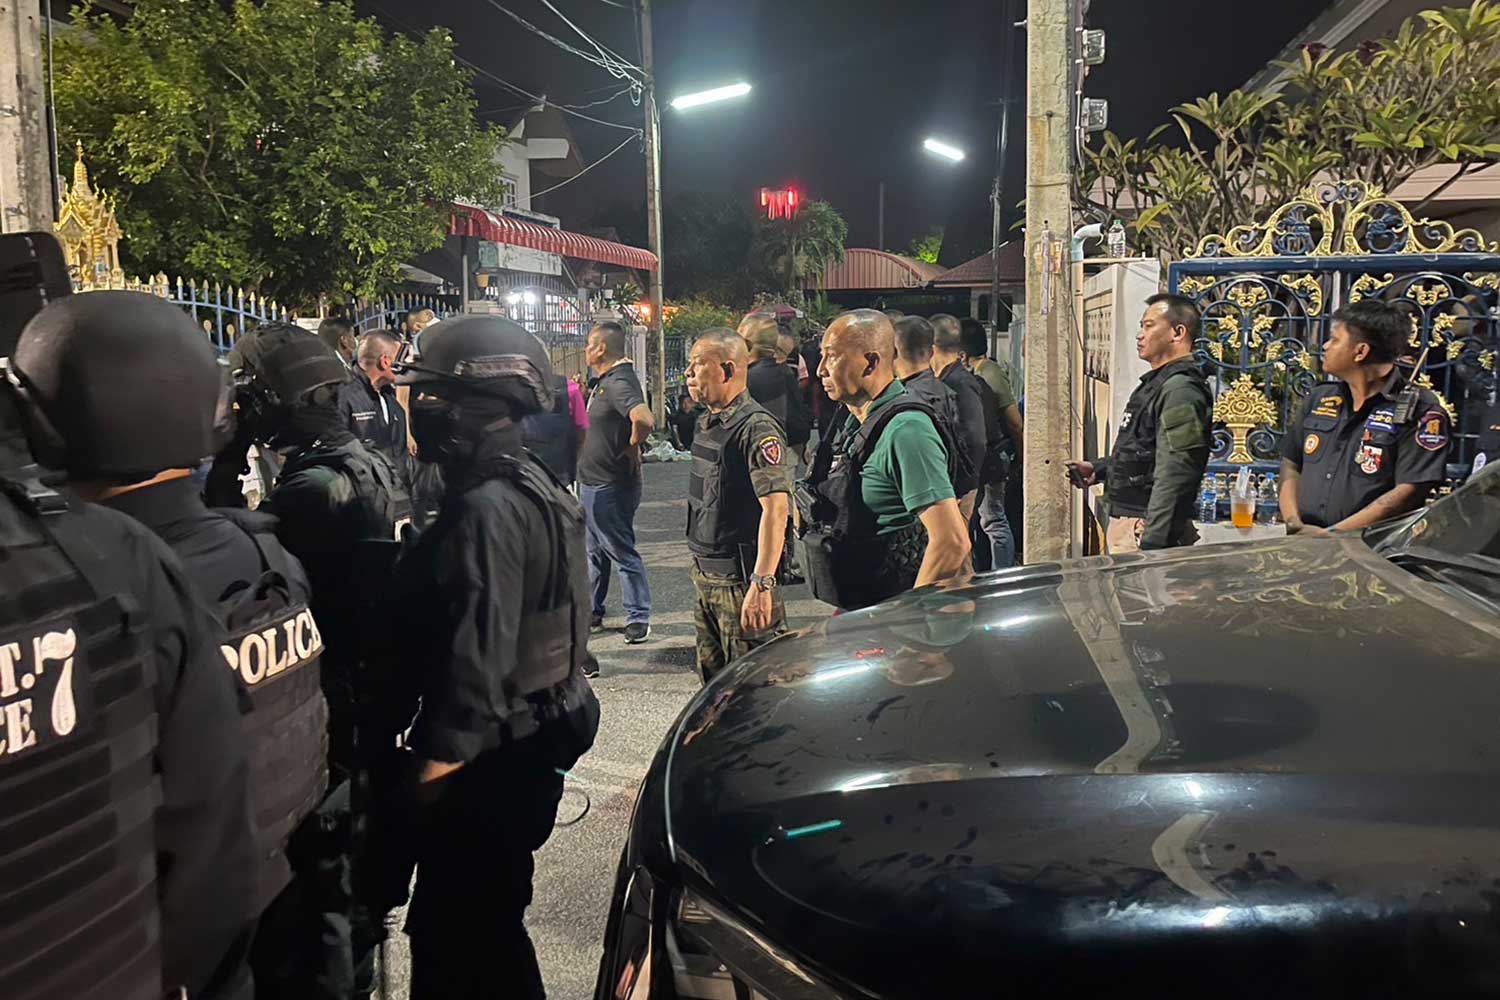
[{"xmin": 692, "ymin": 566, "xmax": 786, "ymax": 684}]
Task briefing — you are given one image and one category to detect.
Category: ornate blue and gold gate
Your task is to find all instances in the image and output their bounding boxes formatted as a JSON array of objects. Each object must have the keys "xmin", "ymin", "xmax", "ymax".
[{"xmin": 1168, "ymin": 180, "xmax": 1500, "ymax": 487}]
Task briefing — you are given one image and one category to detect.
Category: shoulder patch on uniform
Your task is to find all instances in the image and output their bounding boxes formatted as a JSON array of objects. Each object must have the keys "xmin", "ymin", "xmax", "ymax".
[
  {"xmin": 1415, "ymin": 409, "xmax": 1449, "ymax": 451},
  {"xmin": 758, "ymin": 435, "xmax": 783, "ymax": 466}
]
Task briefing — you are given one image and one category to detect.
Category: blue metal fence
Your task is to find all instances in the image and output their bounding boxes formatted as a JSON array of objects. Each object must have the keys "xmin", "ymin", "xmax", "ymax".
[{"xmin": 1167, "ymin": 180, "xmax": 1500, "ymax": 489}]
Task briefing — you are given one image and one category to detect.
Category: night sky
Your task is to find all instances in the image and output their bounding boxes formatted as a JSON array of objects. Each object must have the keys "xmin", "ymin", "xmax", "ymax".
[{"xmin": 362, "ymin": 0, "xmax": 1334, "ymax": 264}]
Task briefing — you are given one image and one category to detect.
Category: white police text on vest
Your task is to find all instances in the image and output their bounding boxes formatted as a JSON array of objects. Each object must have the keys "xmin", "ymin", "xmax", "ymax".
[{"xmin": 221, "ymin": 610, "xmax": 324, "ymax": 687}]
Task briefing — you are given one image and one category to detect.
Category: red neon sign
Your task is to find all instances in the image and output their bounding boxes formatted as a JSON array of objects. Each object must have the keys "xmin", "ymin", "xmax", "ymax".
[{"xmin": 759, "ymin": 187, "xmax": 800, "ymax": 220}]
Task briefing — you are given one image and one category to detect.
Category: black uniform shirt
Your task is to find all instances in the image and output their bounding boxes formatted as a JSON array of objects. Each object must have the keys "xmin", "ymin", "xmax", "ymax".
[
  {"xmin": 64, "ymin": 500, "xmax": 258, "ymax": 1000},
  {"xmin": 936, "ymin": 359, "xmax": 990, "ymax": 493},
  {"xmin": 747, "ymin": 357, "xmax": 810, "ymax": 446},
  {"xmin": 389, "ymin": 458, "xmax": 596, "ymax": 764},
  {"xmin": 579, "ymin": 360, "xmax": 646, "ymax": 487},
  {"xmin": 1283, "ymin": 370, "xmax": 1451, "ymax": 528},
  {"xmin": 104, "ymin": 475, "xmax": 268, "ymax": 602},
  {"xmin": 338, "ymin": 370, "xmax": 408, "ymax": 472},
  {"xmin": 699, "ymin": 391, "xmax": 794, "ymax": 500}
]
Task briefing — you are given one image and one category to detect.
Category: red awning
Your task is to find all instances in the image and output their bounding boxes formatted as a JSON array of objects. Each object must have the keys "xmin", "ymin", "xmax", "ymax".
[{"xmin": 448, "ymin": 202, "xmax": 657, "ymax": 272}]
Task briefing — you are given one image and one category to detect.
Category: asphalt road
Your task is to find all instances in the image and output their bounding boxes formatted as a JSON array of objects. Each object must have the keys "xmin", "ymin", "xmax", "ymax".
[{"xmin": 380, "ymin": 459, "xmax": 829, "ymax": 999}]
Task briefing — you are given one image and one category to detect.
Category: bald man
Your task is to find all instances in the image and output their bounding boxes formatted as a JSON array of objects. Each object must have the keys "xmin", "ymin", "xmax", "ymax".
[
  {"xmin": 800, "ymin": 310, "xmax": 971, "ymax": 609},
  {"xmin": 684, "ymin": 328, "xmax": 792, "ymax": 681},
  {"xmin": 740, "ymin": 312, "xmax": 810, "ymax": 454}
]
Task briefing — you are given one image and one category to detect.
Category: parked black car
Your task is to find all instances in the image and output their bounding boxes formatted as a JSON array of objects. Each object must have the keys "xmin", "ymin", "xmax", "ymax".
[{"xmin": 596, "ymin": 465, "xmax": 1500, "ymax": 999}]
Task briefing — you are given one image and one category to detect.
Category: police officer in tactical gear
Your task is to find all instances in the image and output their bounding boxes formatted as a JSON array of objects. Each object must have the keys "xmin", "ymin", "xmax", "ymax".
[
  {"xmin": 684, "ymin": 328, "xmax": 792, "ymax": 683},
  {"xmin": 17, "ymin": 291, "xmax": 336, "ymax": 998},
  {"xmin": 801, "ymin": 310, "xmax": 971, "ymax": 610},
  {"xmin": 1280, "ymin": 299, "xmax": 1452, "ymax": 533},
  {"xmin": 1067, "ymin": 294, "xmax": 1213, "ymax": 552},
  {"xmin": 1, "ymin": 243, "xmax": 257, "ymax": 1000},
  {"xmin": 381, "ymin": 314, "xmax": 600, "ymax": 999},
  {"xmin": 230, "ymin": 322, "xmax": 412, "ymax": 997}
]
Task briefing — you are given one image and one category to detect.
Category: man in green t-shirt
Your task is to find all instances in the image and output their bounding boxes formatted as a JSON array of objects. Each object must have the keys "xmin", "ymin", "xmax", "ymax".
[{"xmin": 814, "ymin": 310, "xmax": 971, "ymax": 603}]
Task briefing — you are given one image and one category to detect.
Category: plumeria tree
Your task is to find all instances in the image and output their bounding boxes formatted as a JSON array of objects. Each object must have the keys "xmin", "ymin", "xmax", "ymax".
[{"xmin": 1081, "ymin": 0, "xmax": 1500, "ymax": 259}]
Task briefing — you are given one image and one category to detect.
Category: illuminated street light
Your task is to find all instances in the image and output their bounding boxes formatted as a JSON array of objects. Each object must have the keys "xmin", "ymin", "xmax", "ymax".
[
  {"xmin": 922, "ymin": 137, "xmax": 966, "ymax": 162},
  {"xmin": 670, "ymin": 82, "xmax": 752, "ymax": 111}
]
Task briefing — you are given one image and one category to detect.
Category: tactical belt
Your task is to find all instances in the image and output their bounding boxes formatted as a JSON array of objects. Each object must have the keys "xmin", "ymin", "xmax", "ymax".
[{"xmin": 693, "ymin": 554, "xmax": 741, "ymax": 577}]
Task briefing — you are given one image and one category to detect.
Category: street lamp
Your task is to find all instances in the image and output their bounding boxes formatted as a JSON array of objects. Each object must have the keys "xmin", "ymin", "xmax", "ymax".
[
  {"xmin": 669, "ymin": 81, "xmax": 752, "ymax": 111},
  {"xmin": 922, "ymin": 137, "xmax": 966, "ymax": 162}
]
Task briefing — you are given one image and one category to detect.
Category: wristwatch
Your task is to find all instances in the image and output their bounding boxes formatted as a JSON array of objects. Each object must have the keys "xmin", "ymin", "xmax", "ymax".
[{"xmin": 751, "ymin": 573, "xmax": 779, "ymax": 591}]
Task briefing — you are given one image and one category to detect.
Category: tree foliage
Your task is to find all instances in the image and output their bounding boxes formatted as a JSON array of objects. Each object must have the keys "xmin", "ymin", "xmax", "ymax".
[
  {"xmin": 663, "ymin": 298, "xmax": 740, "ymax": 340},
  {"xmin": 905, "ymin": 226, "xmax": 944, "ymax": 263},
  {"xmin": 662, "ymin": 192, "xmax": 756, "ymax": 305},
  {"xmin": 54, "ymin": 0, "xmax": 507, "ymax": 304},
  {"xmin": 1081, "ymin": 0, "xmax": 1500, "ymax": 259},
  {"xmin": 752, "ymin": 199, "xmax": 848, "ymax": 298}
]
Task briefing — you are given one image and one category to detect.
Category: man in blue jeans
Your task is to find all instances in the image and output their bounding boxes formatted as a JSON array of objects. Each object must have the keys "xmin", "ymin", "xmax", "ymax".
[{"xmin": 581, "ymin": 320, "xmax": 656, "ymax": 644}]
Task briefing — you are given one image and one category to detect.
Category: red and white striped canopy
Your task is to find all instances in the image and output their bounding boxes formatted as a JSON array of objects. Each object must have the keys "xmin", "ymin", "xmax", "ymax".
[{"xmin": 448, "ymin": 202, "xmax": 657, "ymax": 272}]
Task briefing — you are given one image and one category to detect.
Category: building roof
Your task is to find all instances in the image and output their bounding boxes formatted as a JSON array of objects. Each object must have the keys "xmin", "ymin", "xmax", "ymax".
[
  {"xmin": 1243, "ymin": 0, "xmax": 1429, "ymax": 93},
  {"xmin": 449, "ymin": 201, "xmax": 657, "ymax": 272},
  {"xmin": 931, "ymin": 242, "xmax": 1025, "ymax": 288},
  {"xmin": 813, "ymin": 248, "xmax": 946, "ymax": 291}
]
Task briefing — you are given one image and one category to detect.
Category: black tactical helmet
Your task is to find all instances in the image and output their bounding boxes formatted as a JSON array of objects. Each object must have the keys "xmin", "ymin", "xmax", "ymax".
[
  {"xmin": 396, "ymin": 314, "xmax": 553, "ymax": 416},
  {"xmin": 231, "ymin": 321, "xmax": 350, "ymax": 440},
  {"xmin": 5, "ymin": 291, "xmax": 227, "ymax": 477}
]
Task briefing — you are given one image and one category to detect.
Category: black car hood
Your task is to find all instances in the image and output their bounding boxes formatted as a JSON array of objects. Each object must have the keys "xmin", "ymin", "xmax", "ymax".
[{"xmin": 663, "ymin": 536, "xmax": 1500, "ymax": 996}]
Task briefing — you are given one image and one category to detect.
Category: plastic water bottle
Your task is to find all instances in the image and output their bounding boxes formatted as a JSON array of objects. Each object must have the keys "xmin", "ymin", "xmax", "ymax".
[
  {"xmin": 1258, "ymin": 473, "xmax": 1280, "ymax": 525},
  {"xmin": 1198, "ymin": 481, "xmax": 1218, "ymax": 524},
  {"xmin": 1106, "ymin": 219, "xmax": 1127, "ymax": 258}
]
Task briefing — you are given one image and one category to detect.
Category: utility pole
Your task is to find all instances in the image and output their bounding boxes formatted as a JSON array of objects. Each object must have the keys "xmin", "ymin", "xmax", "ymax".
[
  {"xmin": 0, "ymin": 0, "xmax": 55, "ymax": 233},
  {"xmin": 877, "ymin": 180, "xmax": 885, "ymax": 250},
  {"xmin": 1022, "ymin": 0, "xmax": 1074, "ymax": 563},
  {"xmin": 639, "ymin": 0, "xmax": 666, "ymax": 425},
  {"xmin": 990, "ymin": 0, "xmax": 1017, "ymax": 336}
]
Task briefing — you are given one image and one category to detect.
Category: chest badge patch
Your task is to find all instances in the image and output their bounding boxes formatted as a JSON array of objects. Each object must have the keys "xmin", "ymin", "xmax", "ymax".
[
  {"xmin": 1415, "ymin": 410, "xmax": 1448, "ymax": 451},
  {"xmin": 1304, "ymin": 433, "xmax": 1321, "ymax": 455},
  {"xmin": 758, "ymin": 436, "xmax": 783, "ymax": 466},
  {"xmin": 1356, "ymin": 442, "xmax": 1385, "ymax": 474},
  {"xmin": 1311, "ymin": 395, "xmax": 1343, "ymax": 419},
  {"xmin": 1365, "ymin": 406, "xmax": 1396, "ymax": 434}
]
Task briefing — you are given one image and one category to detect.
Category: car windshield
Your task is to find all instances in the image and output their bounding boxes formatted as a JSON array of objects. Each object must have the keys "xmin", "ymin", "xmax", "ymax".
[{"xmin": 1370, "ymin": 465, "xmax": 1500, "ymax": 609}]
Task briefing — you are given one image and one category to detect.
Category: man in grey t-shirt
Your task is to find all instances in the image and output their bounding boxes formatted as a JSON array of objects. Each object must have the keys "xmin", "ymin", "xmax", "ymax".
[{"xmin": 580, "ymin": 320, "xmax": 656, "ymax": 643}]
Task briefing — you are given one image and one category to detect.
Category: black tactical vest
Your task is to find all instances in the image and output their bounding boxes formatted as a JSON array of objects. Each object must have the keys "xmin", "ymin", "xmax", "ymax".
[
  {"xmin": 214, "ymin": 513, "xmax": 330, "ymax": 912},
  {"xmin": 281, "ymin": 439, "xmax": 414, "ymax": 541},
  {"xmin": 474, "ymin": 455, "xmax": 601, "ymax": 756},
  {"xmin": 1106, "ymin": 357, "xmax": 1212, "ymax": 514},
  {"xmin": 799, "ymin": 399, "xmax": 958, "ymax": 610},
  {"xmin": 522, "ymin": 374, "xmax": 577, "ymax": 484},
  {"xmin": 0, "ymin": 474, "xmax": 163, "ymax": 1000},
  {"xmin": 687, "ymin": 397, "xmax": 767, "ymax": 560}
]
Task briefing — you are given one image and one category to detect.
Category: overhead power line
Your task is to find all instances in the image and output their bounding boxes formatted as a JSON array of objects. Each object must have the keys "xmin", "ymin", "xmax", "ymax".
[
  {"xmin": 530, "ymin": 131, "xmax": 641, "ymax": 199},
  {"xmin": 479, "ymin": 0, "xmax": 643, "ymax": 82},
  {"xmin": 538, "ymin": 0, "xmax": 641, "ymax": 78}
]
